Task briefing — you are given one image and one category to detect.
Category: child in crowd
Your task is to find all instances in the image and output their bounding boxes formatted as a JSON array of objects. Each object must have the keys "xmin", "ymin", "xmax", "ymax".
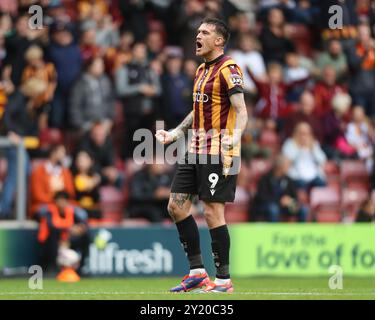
[
  {"xmin": 284, "ymin": 51, "xmax": 311, "ymax": 102},
  {"xmin": 346, "ymin": 106, "xmax": 375, "ymax": 172},
  {"xmin": 72, "ymin": 150, "xmax": 102, "ymax": 219}
]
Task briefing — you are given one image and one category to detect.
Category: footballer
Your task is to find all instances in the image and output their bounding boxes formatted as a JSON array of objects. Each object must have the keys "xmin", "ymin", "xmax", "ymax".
[{"xmin": 155, "ymin": 18, "xmax": 248, "ymax": 293}]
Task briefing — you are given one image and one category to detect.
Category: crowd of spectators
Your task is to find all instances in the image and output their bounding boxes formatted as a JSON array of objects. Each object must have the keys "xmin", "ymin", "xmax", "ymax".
[{"xmin": 0, "ymin": 0, "xmax": 375, "ymax": 224}]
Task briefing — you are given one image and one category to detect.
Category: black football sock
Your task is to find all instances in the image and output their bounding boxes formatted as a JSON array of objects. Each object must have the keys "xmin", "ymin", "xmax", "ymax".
[
  {"xmin": 175, "ymin": 215, "xmax": 204, "ymax": 270},
  {"xmin": 210, "ymin": 225, "xmax": 230, "ymax": 279}
]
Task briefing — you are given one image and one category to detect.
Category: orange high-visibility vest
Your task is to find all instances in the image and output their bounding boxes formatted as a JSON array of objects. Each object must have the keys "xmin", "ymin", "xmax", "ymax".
[{"xmin": 38, "ymin": 205, "xmax": 75, "ymax": 243}]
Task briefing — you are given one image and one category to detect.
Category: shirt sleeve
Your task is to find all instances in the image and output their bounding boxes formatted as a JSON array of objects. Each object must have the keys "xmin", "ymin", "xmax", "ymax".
[
  {"xmin": 220, "ymin": 64, "xmax": 244, "ymax": 97},
  {"xmin": 74, "ymin": 206, "xmax": 88, "ymax": 224}
]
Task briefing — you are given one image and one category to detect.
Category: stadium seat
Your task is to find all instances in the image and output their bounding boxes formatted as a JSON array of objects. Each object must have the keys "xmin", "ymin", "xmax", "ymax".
[
  {"xmin": 112, "ymin": 101, "xmax": 125, "ymax": 158},
  {"xmin": 113, "ymin": 100, "xmax": 124, "ymax": 126},
  {"xmin": 248, "ymin": 158, "xmax": 272, "ymax": 193},
  {"xmin": 115, "ymin": 157, "xmax": 125, "ymax": 171},
  {"xmin": 288, "ymin": 24, "xmax": 313, "ymax": 57},
  {"xmin": 340, "ymin": 160, "xmax": 369, "ymax": 190},
  {"xmin": 63, "ymin": 130, "xmax": 83, "ymax": 155},
  {"xmin": 310, "ymin": 186, "xmax": 341, "ymax": 222},
  {"xmin": 258, "ymin": 130, "xmax": 280, "ymax": 156},
  {"xmin": 100, "ymin": 186, "xmax": 126, "ymax": 223},
  {"xmin": 324, "ymin": 160, "xmax": 340, "ymax": 189},
  {"xmin": 341, "ymin": 187, "xmax": 369, "ymax": 222},
  {"xmin": 249, "ymin": 158, "xmax": 273, "ymax": 180},
  {"xmin": 39, "ymin": 128, "xmax": 63, "ymax": 150},
  {"xmin": 225, "ymin": 202, "xmax": 249, "ymax": 223}
]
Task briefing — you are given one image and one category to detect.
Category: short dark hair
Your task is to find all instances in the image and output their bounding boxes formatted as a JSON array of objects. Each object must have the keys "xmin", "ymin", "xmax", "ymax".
[
  {"xmin": 48, "ymin": 143, "xmax": 65, "ymax": 158},
  {"xmin": 83, "ymin": 56, "xmax": 103, "ymax": 72},
  {"xmin": 54, "ymin": 190, "xmax": 70, "ymax": 201},
  {"xmin": 201, "ymin": 17, "xmax": 230, "ymax": 46}
]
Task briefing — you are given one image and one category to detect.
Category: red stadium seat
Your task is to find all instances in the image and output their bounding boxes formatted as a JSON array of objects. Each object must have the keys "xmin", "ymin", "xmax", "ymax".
[
  {"xmin": 341, "ymin": 187, "xmax": 369, "ymax": 222},
  {"xmin": 113, "ymin": 100, "xmax": 124, "ymax": 126},
  {"xmin": 248, "ymin": 158, "xmax": 273, "ymax": 193},
  {"xmin": 310, "ymin": 186, "xmax": 341, "ymax": 222},
  {"xmin": 115, "ymin": 157, "xmax": 125, "ymax": 171},
  {"xmin": 324, "ymin": 160, "xmax": 340, "ymax": 189},
  {"xmin": 112, "ymin": 101, "xmax": 125, "ymax": 157},
  {"xmin": 288, "ymin": 24, "xmax": 313, "ymax": 57},
  {"xmin": 63, "ymin": 130, "xmax": 83, "ymax": 155},
  {"xmin": 225, "ymin": 202, "xmax": 249, "ymax": 223},
  {"xmin": 258, "ymin": 130, "xmax": 280, "ymax": 156},
  {"xmin": 100, "ymin": 186, "xmax": 125, "ymax": 222},
  {"xmin": 249, "ymin": 159, "xmax": 273, "ymax": 181},
  {"xmin": 340, "ymin": 160, "xmax": 369, "ymax": 190},
  {"xmin": 39, "ymin": 128, "xmax": 63, "ymax": 149}
]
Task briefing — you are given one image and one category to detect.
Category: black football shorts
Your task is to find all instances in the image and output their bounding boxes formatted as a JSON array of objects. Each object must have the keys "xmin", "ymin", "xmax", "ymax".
[{"xmin": 170, "ymin": 153, "xmax": 239, "ymax": 203}]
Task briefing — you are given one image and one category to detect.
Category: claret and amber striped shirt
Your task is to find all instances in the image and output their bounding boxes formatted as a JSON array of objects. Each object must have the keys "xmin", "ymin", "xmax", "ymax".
[{"xmin": 189, "ymin": 54, "xmax": 244, "ymax": 157}]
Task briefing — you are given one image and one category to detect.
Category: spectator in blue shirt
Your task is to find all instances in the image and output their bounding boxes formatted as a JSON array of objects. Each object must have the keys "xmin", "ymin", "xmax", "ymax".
[
  {"xmin": 47, "ymin": 22, "xmax": 82, "ymax": 128},
  {"xmin": 161, "ymin": 53, "xmax": 192, "ymax": 129}
]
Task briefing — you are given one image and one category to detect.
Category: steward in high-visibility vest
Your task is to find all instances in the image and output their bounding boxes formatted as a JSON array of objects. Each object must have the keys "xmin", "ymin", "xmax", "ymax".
[
  {"xmin": 38, "ymin": 203, "xmax": 76, "ymax": 244},
  {"xmin": 37, "ymin": 191, "xmax": 90, "ymax": 274}
]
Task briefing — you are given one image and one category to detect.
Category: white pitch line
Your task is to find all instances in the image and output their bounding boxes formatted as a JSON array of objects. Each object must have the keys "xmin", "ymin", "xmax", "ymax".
[{"xmin": 0, "ymin": 291, "xmax": 375, "ymax": 296}]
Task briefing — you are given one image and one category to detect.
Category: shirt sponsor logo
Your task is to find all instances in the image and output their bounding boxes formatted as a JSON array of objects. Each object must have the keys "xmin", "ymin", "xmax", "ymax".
[{"xmin": 193, "ymin": 92, "xmax": 209, "ymax": 103}]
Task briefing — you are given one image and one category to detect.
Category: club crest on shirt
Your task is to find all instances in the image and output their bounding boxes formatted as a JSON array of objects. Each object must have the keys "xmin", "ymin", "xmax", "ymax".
[{"xmin": 229, "ymin": 73, "xmax": 243, "ymax": 86}]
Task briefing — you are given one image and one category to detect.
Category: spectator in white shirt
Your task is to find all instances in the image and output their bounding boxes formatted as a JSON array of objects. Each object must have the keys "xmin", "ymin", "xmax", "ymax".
[
  {"xmin": 230, "ymin": 32, "xmax": 266, "ymax": 97},
  {"xmin": 284, "ymin": 51, "xmax": 311, "ymax": 102},
  {"xmin": 346, "ymin": 106, "xmax": 374, "ymax": 172},
  {"xmin": 282, "ymin": 122, "xmax": 327, "ymax": 190},
  {"xmin": 284, "ymin": 51, "xmax": 310, "ymax": 83}
]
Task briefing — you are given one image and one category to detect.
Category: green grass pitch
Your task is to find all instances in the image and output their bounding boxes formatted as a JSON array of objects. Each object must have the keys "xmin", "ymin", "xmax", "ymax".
[{"xmin": 0, "ymin": 277, "xmax": 374, "ymax": 300}]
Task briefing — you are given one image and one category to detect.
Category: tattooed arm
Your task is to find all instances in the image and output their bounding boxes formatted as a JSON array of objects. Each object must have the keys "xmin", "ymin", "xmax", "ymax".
[
  {"xmin": 155, "ymin": 111, "xmax": 193, "ymax": 145},
  {"xmin": 174, "ymin": 111, "xmax": 194, "ymax": 136}
]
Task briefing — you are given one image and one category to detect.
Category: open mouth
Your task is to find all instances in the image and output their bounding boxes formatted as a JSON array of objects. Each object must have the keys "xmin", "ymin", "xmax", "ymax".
[{"xmin": 196, "ymin": 41, "xmax": 203, "ymax": 50}]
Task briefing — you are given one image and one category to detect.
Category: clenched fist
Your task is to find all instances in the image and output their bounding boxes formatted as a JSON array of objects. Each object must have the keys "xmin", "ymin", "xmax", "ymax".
[{"xmin": 155, "ymin": 129, "xmax": 182, "ymax": 145}]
